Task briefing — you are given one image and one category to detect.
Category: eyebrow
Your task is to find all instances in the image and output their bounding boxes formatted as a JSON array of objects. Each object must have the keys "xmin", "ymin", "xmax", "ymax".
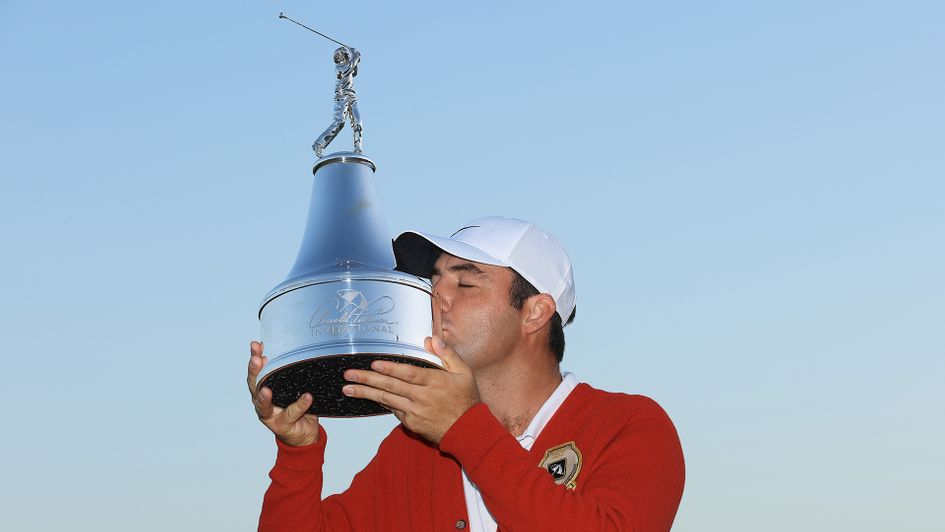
[{"xmin": 431, "ymin": 262, "xmax": 486, "ymax": 276}]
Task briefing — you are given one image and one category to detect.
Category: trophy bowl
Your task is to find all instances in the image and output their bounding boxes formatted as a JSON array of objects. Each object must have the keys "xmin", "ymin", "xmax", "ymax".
[{"xmin": 256, "ymin": 153, "xmax": 442, "ymax": 417}]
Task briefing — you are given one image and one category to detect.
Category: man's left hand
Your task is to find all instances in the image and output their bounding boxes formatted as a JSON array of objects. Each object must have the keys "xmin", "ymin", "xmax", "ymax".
[{"xmin": 342, "ymin": 335, "xmax": 480, "ymax": 444}]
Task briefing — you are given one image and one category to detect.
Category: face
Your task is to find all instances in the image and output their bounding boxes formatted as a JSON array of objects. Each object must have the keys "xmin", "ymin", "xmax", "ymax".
[
  {"xmin": 334, "ymin": 50, "xmax": 348, "ymax": 64},
  {"xmin": 430, "ymin": 253, "xmax": 522, "ymax": 371}
]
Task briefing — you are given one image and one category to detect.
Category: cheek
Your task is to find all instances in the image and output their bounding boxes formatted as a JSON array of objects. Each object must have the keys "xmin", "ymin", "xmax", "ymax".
[{"xmin": 455, "ymin": 300, "xmax": 519, "ymax": 353}]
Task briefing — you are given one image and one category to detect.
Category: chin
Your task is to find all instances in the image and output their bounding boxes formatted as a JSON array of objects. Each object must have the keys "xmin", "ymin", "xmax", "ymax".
[{"xmin": 442, "ymin": 338, "xmax": 468, "ymax": 359}]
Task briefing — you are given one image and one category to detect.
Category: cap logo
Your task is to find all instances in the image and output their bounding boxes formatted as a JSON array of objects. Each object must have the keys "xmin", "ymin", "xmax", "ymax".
[
  {"xmin": 450, "ymin": 225, "xmax": 480, "ymax": 238},
  {"xmin": 538, "ymin": 441, "xmax": 582, "ymax": 489}
]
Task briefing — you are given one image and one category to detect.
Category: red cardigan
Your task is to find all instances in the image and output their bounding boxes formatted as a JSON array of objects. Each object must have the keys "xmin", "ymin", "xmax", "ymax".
[{"xmin": 260, "ymin": 383, "xmax": 685, "ymax": 531}]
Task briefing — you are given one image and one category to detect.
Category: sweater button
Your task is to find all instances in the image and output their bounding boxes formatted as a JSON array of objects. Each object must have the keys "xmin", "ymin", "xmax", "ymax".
[{"xmin": 455, "ymin": 519, "xmax": 467, "ymax": 529}]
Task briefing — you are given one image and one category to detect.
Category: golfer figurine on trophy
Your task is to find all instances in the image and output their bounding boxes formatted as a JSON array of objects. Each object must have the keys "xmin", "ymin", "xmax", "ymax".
[
  {"xmin": 312, "ymin": 46, "xmax": 363, "ymax": 157},
  {"xmin": 279, "ymin": 12, "xmax": 363, "ymax": 158}
]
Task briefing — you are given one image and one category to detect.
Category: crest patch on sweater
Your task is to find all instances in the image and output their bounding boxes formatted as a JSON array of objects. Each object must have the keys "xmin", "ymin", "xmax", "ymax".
[{"xmin": 539, "ymin": 441, "xmax": 582, "ymax": 489}]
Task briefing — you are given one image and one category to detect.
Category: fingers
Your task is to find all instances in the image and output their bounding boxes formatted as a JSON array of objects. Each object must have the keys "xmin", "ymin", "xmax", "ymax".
[
  {"xmin": 254, "ymin": 386, "xmax": 275, "ymax": 419},
  {"xmin": 255, "ymin": 388, "xmax": 312, "ymax": 425},
  {"xmin": 344, "ymin": 366, "xmax": 415, "ymax": 398},
  {"xmin": 281, "ymin": 393, "xmax": 314, "ymax": 424},
  {"xmin": 247, "ymin": 342, "xmax": 320, "ymax": 447},
  {"xmin": 247, "ymin": 341, "xmax": 266, "ymax": 396},
  {"xmin": 428, "ymin": 335, "xmax": 470, "ymax": 374},
  {"xmin": 370, "ymin": 360, "xmax": 432, "ymax": 384},
  {"xmin": 342, "ymin": 383, "xmax": 411, "ymax": 413},
  {"xmin": 256, "ymin": 388, "xmax": 320, "ymax": 447},
  {"xmin": 255, "ymin": 387, "xmax": 313, "ymax": 425},
  {"xmin": 342, "ymin": 362, "xmax": 434, "ymax": 416}
]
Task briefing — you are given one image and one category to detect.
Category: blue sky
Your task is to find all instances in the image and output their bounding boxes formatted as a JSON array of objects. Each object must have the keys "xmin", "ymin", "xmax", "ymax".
[{"xmin": 1, "ymin": 1, "xmax": 943, "ymax": 530}]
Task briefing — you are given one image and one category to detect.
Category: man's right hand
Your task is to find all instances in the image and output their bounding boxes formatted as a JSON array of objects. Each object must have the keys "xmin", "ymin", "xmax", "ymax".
[{"xmin": 247, "ymin": 341, "xmax": 320, "ymax": 447}]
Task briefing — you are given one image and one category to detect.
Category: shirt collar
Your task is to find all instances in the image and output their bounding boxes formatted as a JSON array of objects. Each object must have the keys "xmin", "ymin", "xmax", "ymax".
[{"xmin": 516, "ymin": 372, "xmax": 579, "ymax": 450}]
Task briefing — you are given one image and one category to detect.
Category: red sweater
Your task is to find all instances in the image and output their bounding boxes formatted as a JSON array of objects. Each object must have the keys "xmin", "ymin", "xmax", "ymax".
[{"xmin": 260, "ymin": 383, "xmax": 685, "ymax": 531}]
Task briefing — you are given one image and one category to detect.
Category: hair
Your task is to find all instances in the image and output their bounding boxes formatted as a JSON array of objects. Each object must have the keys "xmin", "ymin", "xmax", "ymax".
[{"xmin": 509, "ymin": 271, "xmax": 575, "ymax": 363}]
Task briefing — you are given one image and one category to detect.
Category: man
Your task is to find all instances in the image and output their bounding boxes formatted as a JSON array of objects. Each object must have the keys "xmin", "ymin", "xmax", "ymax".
[{"xmin": 249, "ymin": 216, "xmax": 685, "ymax": 531}]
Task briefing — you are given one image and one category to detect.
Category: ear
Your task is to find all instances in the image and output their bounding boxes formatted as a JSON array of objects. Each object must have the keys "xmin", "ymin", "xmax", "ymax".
[{"xmin": 522, "ymin": 294, "xmax": 557, "ymax": 335}]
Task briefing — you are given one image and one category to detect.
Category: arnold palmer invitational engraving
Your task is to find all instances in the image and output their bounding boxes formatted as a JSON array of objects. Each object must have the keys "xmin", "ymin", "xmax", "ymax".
[{"xmin": 310, "ymin": 289, "xmax": 398, "ymax": 336}]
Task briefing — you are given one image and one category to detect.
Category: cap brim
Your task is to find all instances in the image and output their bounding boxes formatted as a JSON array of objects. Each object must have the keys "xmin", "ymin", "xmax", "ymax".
[{"xmin": 393, "ymin": 231, "xmax": 507, "ymax": 278}]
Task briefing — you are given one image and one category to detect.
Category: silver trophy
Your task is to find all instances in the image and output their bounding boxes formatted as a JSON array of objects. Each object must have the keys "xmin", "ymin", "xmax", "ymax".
[{"xmin": 256, "ymin": 15, "xmax": 441, "ymax": 417}]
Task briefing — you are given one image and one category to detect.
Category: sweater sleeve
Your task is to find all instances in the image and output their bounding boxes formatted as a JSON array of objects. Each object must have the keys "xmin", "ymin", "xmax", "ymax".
[
  {"xmin": 259, "ymin": 425, "xmax": 403, "ymax": 532},
  {"xmin": 439, "ymin": 399, "xmax": 685, "ymax": 531}
]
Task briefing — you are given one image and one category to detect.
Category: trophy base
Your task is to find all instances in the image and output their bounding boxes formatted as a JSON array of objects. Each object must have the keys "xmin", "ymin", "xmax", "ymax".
[{"xmin": 257, "ymin": 353, "xmax": 441, "ymax": 417}]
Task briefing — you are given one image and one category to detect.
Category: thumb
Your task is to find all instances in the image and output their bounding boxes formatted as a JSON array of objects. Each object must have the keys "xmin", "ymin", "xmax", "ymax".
[
  {"xmin": 281, "ymin": 393, "xmax": 314, "ymax": 424},
  {"xmin": 430, "ymin": 335, "xmax": 470, "ymax": 374}
]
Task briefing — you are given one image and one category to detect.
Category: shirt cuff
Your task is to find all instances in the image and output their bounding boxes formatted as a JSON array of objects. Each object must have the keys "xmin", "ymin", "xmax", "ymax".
[
  {"xmin": 273, "ymin": 424, "xmax": 328, "ymax": 472},
  {"xmin": 439, "ymin": 403, "xmax": 510, "ymax": 472}
]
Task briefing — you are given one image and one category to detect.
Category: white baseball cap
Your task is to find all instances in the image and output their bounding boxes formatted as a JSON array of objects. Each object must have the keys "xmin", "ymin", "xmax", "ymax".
[{"xmin": 393, "ymin": 217, "xmax": 576, "ymax": 324}]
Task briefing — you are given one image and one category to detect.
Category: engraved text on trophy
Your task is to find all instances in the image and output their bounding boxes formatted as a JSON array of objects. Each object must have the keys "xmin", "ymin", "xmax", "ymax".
[{"xmin": 310, "ymin": 289, "xmax": 398, "ymax": 336}]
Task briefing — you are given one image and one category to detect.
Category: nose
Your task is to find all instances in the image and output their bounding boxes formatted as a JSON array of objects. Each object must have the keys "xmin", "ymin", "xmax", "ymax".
[{"xmin": 432, "ymin": 281, "xmax": 451, "ymax": 313}]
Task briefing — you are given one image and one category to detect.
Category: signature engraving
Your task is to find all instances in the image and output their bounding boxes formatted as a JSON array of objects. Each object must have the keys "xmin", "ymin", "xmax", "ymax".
[{"xmin": 310, "ymin": 289, "xmax": 398, "ymax": 336}]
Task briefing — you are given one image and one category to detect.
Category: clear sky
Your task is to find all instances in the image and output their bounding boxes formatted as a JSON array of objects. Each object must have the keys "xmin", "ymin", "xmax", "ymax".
[{"xmin": 1, "ymin": 1, "xmax": 943, "ymax": 530}]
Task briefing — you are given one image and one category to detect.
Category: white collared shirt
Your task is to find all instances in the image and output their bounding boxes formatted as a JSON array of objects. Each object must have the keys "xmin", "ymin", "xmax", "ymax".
[{"xmin": 461, "ymin": 372, "xmax": 579, "ymax": 532}]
